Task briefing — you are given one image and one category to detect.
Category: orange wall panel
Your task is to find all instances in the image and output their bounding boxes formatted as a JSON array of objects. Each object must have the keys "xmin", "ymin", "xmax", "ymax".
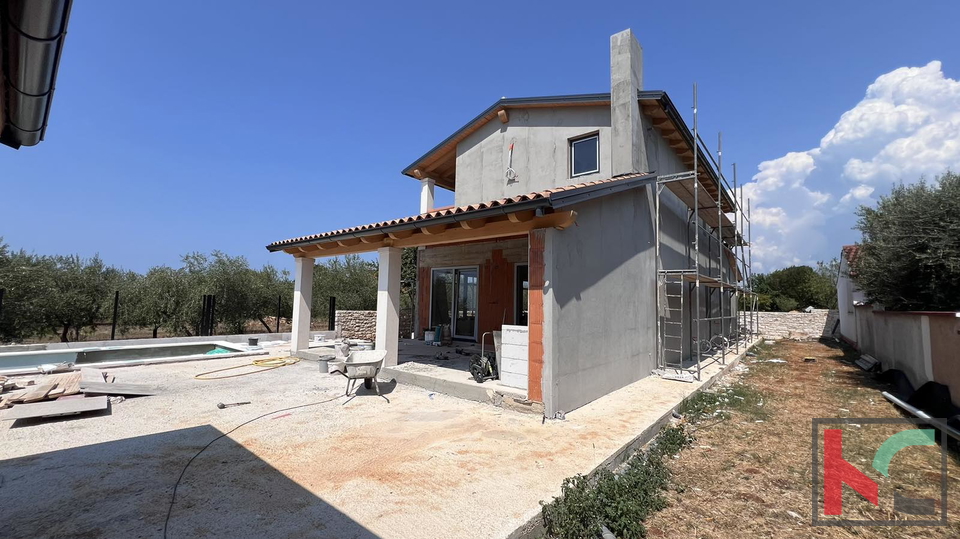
[{"xmin": 527, "ymin": 229, "xmax": 545, "ymax": 403}]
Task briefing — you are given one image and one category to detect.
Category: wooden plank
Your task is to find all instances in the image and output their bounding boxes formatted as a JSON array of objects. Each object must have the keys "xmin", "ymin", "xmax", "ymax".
[
  {"xmin": 0, "ymin": 390, "xmax": 26, "ymax": 408},
  {"xmin": 80, "ymin": 368, "xmax": 104, "ymax": 384},
  {"xmin": 79, "ymin": 382, "xmax": 156, "ymax": 396},
  {"xmin": 0, "ymin": 396, "xmax": 109, "ymax": 420},
  {"xmin": 20, "ymin": 383, "xmax": 58, "ymax": 403},
  {"xmin": 58, "ymin": 372, "xmax": 82, "ymax": 397}
]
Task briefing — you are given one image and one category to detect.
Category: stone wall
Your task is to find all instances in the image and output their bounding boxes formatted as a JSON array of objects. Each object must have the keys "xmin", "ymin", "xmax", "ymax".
[
  {"xmin": 334, "ymin": 310, "xmax": 376, "ymax": 341},
  {"xmin": 757, "ymin": 309, "xmax": 839, "ymax": 340}
]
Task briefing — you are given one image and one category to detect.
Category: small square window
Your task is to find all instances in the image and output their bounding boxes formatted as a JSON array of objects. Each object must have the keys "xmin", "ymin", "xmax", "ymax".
[{"xmin": 570, "ymin": 134, "xmax": 599, "ymax": 177}]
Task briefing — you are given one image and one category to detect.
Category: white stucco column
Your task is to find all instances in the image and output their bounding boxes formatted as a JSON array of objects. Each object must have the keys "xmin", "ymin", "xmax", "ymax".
[
  {"xmin": 420, "ymin": 178, "xmax": 435, "ymax": 214},
  {"xmin": 291, "ymin": 256, "xmax": 315, "ymax": 354},
  {"xmin": 376, "ymin": 246, "xmax": 402, "ymax": 366}
]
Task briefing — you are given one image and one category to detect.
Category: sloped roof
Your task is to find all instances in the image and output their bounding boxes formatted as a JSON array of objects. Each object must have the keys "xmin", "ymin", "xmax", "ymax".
[
  {"xmin": 267, "ymin": 172, "xmax": 656, "ymax": 251},
  {"xmin": 841, "ymin": 244, "xmax": 861, "ymax": 264},
  {"xmin": 399, "ymin": 90, "xmax": 735, "ymax": 214}
]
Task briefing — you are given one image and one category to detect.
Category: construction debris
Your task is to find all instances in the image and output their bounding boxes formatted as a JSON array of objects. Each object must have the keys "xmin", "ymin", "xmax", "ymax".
[
  {"xmin": 0, "ymin": 367, "xmax": 156, "ymax": 421},
  {"xmin": 855, "ymin": 354, "xmax": 880, "ymax": 372},
  {"xmin": 0, "ymin": 396, "xmax": 109, "ymax": 421},
  {"xmin": 79, "ymin": 381, "xmax": 156, "ymax": 396},
  {"xmin": 217, "ymin": 401, "xmax": 251, "ymax": 409},
  {"xmin": 653, "ymin": 369, "xmax": 696, "ymax": 382}
]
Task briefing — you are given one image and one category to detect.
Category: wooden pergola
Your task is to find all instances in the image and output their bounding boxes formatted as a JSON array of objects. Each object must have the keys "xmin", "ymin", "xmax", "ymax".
[{"xmin": 269, "ymin": 202, "xmax": 578, "ymax": 366}]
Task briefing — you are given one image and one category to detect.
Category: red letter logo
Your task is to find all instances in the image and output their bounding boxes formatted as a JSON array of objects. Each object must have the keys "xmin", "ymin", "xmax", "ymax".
[{"xmin": 823, "ymin": 429, "xmax": 879, "ymax": 514}]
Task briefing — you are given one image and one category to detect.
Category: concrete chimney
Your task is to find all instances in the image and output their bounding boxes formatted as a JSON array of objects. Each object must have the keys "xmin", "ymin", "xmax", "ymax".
[{"xmin": 610, "ymin": 29, "xmax": 647, "ymax": 175}]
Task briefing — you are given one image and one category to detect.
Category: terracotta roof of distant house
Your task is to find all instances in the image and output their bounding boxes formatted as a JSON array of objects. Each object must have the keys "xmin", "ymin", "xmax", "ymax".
[
  {"xmin": 266, "ymin": 173, "xmax": 657, "ymax": 251},
  {"xmin": 841, "ymin": 244, "xmax": 860, "ymax": 264}
]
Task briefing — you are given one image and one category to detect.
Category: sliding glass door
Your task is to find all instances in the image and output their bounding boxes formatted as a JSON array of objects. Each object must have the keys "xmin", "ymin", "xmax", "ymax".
[{"xmin": 430, "ymin": 267, "xmax": 478, "ymax": 340}]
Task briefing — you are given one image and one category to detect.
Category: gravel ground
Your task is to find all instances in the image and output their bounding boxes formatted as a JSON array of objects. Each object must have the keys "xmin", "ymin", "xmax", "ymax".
[{"xmin": 0, "ymin": 344, "xmax": 747, "ymax": 538}]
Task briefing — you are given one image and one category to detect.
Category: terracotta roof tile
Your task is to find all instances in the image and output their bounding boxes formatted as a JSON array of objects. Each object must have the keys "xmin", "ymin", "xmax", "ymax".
[
  {"xmin": 267, "ymin": 173, "xmax": 649, "ymax": 249},
  {"xmin": 841, "ymin": 244, "xmax": 860, "ymax": 264}
]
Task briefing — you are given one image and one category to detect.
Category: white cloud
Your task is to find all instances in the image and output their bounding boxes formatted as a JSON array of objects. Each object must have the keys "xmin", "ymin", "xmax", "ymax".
[
  {"xmin": 742, "ymin": 60, "xmax": 960, "ymax": 271},
  {"xmin": 751, "ymin": 206, "xmax": 787, "ymax": 228},
  {"xmin": 836, "ymin": 184, "xmax": 875, "ymax": 209}
]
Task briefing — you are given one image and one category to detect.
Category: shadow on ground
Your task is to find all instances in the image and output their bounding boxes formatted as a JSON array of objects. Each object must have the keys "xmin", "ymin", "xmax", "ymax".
[{"xmin": 0, "ymin": 425, "xmax": 380, "ymax": 538}]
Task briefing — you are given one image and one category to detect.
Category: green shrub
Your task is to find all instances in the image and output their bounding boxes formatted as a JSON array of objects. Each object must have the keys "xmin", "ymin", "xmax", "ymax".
[{"xmin": 540, "ymin": 425, "xmax": 692, "ymax": 539}]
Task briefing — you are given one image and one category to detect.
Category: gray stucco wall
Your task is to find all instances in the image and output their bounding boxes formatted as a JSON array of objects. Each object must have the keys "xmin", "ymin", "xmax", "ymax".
[
  {"xmin": 454, "ymin": 106, "xmax": 612, "ymax": 207},
  {"xmin": 542, "ymin": 187, "xmax": 657, "ymax": 416}
]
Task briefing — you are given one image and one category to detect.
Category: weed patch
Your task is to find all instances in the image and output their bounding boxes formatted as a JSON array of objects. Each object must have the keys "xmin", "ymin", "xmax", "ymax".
[{"xmin": 678, "ymin": 382, "xmax": 769, "ymax": 423}]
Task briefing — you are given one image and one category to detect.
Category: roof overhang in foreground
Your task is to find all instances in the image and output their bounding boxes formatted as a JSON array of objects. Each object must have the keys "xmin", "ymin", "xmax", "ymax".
[
  {"xmin": 0, "ymin": 0, "xmax": 73, "ymax": 149},
  {"xmin": 267, "ymin": 173, "xmax": 659, "ymax": 257}
]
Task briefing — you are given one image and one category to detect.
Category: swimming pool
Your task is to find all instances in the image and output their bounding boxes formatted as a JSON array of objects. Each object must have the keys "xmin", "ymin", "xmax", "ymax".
[{"xmin": 0, "ymin": 341, "xmax": 253, "ymax": 375}]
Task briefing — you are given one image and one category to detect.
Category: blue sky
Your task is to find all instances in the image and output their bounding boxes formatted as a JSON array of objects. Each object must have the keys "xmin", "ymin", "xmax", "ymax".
[{"xmin": 3, "ymin": 1, "xmax": 959, "ymax": 274}]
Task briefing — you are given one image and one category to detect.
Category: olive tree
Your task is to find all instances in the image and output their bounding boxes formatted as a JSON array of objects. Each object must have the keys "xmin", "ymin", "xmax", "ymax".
[{"xmin": 854, "ymin": 172, "xmax": 960, "ymax": 311}]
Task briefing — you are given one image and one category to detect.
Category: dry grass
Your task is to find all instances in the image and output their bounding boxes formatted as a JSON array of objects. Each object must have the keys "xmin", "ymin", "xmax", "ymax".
[{"xmin": 644, "ymin": 339, "xmax": 960, "ymax": 538}]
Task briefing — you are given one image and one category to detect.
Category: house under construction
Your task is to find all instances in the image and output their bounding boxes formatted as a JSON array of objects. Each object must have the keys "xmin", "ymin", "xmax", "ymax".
[{"xmin": 268, "ymin": 29, "xmax": 758, "ymax": 417}]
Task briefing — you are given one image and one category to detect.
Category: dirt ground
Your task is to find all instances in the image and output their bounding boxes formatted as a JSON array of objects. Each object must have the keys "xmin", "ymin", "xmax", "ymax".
[
  {"xmin": 0, "ymin": 341, "xmax": 744, "ymax": 539},
  {"xmin": 645, "ymin": 339, "xmax": 960, "ymax": 538}
]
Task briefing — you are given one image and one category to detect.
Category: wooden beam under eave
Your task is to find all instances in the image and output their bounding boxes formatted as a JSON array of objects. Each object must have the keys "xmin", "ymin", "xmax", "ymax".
[
  {"xmin": 421, "ymin": 223, "xmax": 449, "ymax": 235},
  {"xmin": 497, "ymin": 109, "xmax": 509, "ymax": 123},
  {"xmin": 295, "ymin": 212, "xmax": 578, "ymax": 257},
  {"xmin": 387, "ymin": 229, "xmax": 415, "ymax": 240},
  {"xmin": 360, "ymin": 233, "xmax": 386, "ymax": 243},
  {"xmin": 652, "ymin": 116, "xmax": 670, "ymax": 127},
  {"xmin": 337, "ymin": 238, "xmax": 361, "ymax": 247},
  {"xmin": 460, "ymin": 217, "xmax": 488, "ymax": 230},
  {"xmin": 553, "ymin": 210, "xmax": 578, "ymax": 230},
  {"xmin": 507, "ymin": 210, "xmax": 536, "ymax": 223},
  {"xmin": 318, "ymin": 242, "xmax": 339, "ymax": 251}
]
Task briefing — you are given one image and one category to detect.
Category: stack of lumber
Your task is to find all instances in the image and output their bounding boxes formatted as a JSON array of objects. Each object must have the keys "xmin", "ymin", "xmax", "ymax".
[{"xmin": 0, "ymin": 368, "xmax": 157, "ymax": 422}]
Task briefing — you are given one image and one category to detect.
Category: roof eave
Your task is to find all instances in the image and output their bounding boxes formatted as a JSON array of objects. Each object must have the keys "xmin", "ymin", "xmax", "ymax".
[{"xmin": 400, "ymin": 93, "xmax": 613, "ymax": 179}]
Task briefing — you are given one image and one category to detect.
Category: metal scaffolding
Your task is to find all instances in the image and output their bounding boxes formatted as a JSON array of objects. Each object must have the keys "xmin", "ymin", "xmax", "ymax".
[{"xmin": 654, "ymin": 84, "xmax": 757, "ymax": 381}]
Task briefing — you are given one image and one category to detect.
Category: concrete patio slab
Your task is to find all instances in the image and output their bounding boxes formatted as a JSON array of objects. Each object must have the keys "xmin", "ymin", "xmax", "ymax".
[
  {"xmin": 0, "ymin": 340, "xmax": 757, "ymax": 538},
  {"xmin": 382, "ymin": 339, "xmax": 533, "ymax": 412}
]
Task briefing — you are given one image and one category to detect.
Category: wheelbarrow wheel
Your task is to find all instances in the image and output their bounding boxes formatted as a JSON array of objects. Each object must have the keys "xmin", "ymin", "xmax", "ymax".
[{"xmin": 364, "ymin": 378, "xmax": 373, "ymax": 390}]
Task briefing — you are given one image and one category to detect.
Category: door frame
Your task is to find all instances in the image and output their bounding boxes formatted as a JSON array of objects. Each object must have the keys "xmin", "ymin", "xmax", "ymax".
[
  {"xmin": 515, "ymin": 263, "xmax": 529, "ymax": 326},
  {"xmin": 428, "ymin": 266, "xmax": 480, "ymax": 341}
]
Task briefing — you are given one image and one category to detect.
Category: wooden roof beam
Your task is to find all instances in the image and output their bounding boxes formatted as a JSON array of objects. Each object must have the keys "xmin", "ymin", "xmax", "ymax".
[
  {"xmin": 360, "ymin": 233, "xmax": 387, "ymax": 243},
  {"xmin": 460, "ymin": 217, "xmax": 488, "ymax": 230}
]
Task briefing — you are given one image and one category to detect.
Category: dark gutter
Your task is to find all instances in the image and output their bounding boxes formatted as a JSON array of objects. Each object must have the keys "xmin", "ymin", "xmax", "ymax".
[
  {"xmin": 400, "ymin": 93, "xmax": 611, "ymax": 178},
  {"xmin": 549, "ymin": 172, "xmax": 657, "ymax": 208},
  {"xmin": 0, "ymin": 0, "xmax": 73, "ymax": 149}
]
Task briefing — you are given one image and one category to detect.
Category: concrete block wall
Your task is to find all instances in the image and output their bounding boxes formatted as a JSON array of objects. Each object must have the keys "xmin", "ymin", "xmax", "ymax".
[
  {"xmin": 335, "ymin": 310, "xmax": 377, "ymax": 341},
  {"xmin": 757, "ymin": 309, "xmax": 839, "ymax": 340}
]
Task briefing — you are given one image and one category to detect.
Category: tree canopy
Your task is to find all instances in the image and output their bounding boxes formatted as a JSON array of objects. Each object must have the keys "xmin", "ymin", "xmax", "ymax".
[
  {"xmin": 0, "ymin": 240, "xmax": 383, "ymax": 343},
  {"xmin": 751, "ymin": 263, "xmax": 837, "ymax": 312},
  {"xmin": 853, "ymin": 171, "xmax": 960, "ymax": 311}
]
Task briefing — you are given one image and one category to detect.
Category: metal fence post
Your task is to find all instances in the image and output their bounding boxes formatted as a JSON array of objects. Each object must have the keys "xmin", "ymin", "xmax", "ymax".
[
  {"xmin": 110, "ymin": 290, "xmax": 120, "ymax": 340},
  {"xmin": 276, "ymin": 294, "xmax": 282, "ymax": 333},
  {"xmin": 328, "ymin": 296, "xmax": 336, "ymax": 331}
]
